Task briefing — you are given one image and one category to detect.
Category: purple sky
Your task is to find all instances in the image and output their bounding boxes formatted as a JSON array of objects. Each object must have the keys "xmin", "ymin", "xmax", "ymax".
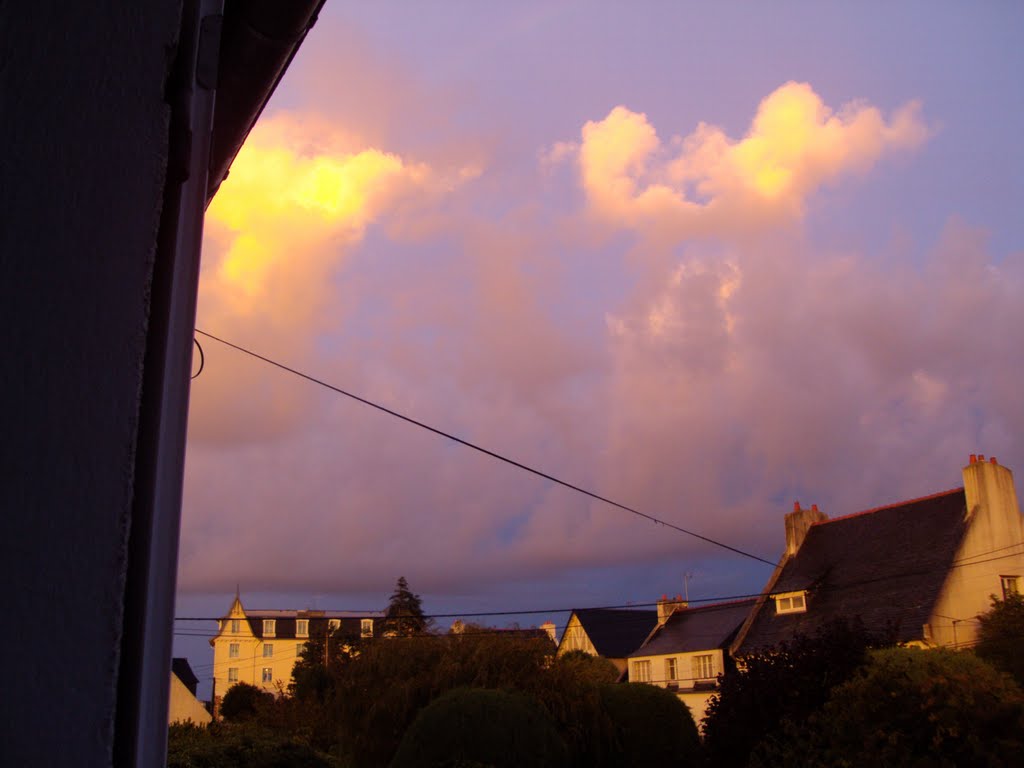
[{"xmin": 174, "ymin": 2, "xmax": 1023, "ymax": 692}]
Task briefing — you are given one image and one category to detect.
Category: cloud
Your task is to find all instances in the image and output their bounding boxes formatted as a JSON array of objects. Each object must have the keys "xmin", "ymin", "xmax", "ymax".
[
  {"xmin": 179, "ymin": 78, "xmax": 1020, "ymax": 607},
  {"xmin": 571, "ymin": 82, "xmax": 930, "ymax": 237}
]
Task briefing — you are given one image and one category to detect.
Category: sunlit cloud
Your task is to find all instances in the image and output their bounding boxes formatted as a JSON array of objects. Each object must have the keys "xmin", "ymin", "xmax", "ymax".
[{"xmin": 568, "ymin": 82, "xmax": 930, "ymax": 236}]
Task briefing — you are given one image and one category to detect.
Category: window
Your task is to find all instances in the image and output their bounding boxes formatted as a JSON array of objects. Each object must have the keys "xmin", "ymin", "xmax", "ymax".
[
  {"xmin": 632, "ymin": 660, "xmax": 651, "ymax": 682},
  {"xmin": 361, "ymin": 619, "xmax": 374, "ymax": 638},
  {"xmin": 228, "ymin": 668, "xmax": 238, "ymax": 682},
  {"xmin": 231, "ymin": 619, "xmax": 240, "ymax": 633},
  {"xmin": 329, "ymin": 619, "xmax": 340, "ymax": 631},
  {"xmin": 263, "ymin": 619, "xmax": 276, "ymax": 636},
  {"xmin": 228, "ymin": 642, "xmax": 239, "ymax": 659},
  {"xmin": 664, "ymin": 657, "xmax": 677, "ymax": 682},
  {"xmin": 263, "ymin": 644, "xmax": 273, "ymax": 658},
  {"xmin": 774, "ymin": 591, "xmax": 807, "ymax": 614},
  {"xmin": 295, "ymin": 642, "xmax": 306, "ymax": 657},
  {"xmin": 1001, "ymin": 576, "xmax": 1020, "ymax": 599},
  {"xmin": 262, "ymin": 667, "xmax": 273, "ymax": 683},
  {"xmin": 691, "ymin": 654, "xmax": 714, "ymax": 680},
  {"xmin": 296, "ymin": 619, "xmax": 308, "ymax": 637}
]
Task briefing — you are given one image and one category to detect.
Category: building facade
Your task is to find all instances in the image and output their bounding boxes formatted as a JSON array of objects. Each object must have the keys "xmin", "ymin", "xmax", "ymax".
[{"xmin": 210, "ymin": 593, "xmax": 383, "ymax": 712}]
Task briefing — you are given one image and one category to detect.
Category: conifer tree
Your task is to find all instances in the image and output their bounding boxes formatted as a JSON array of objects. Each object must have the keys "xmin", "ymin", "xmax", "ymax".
[{"xmin": 384, "ymin": 576, "xmax": 429, "ymax": 636}]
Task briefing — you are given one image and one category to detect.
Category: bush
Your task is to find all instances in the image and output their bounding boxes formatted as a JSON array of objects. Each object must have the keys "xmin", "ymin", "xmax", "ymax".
[
  {"xmin": 758, "ymin": 647, "xmax": 1024, "ymax": 767},
  {"xmin": 389, "ymin": 687, "xmax": 568, "ymax": 768},
  {"xmin": 599, "ymin": 683, "xmax": 702, "ymax": 767},
  {"xmin": 703, "ymin": 618, "xmax": 882, "ymax": 767},
  {"xmin": 219, "ymin": 682, "xmax": 274, "ymax": 722},
  {"xmin": 976, "ymin": 593, "xmax": 1024, "ymax": 686},
  {"xmin": 166, "ymin": 721, "xmax": 340, "ymax": 768}
]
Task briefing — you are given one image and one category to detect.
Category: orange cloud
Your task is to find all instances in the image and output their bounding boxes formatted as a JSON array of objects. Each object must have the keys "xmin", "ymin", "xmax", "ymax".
[{"xmin": 571, "ymin": 82, "xmax": 930, "ymax": 235}]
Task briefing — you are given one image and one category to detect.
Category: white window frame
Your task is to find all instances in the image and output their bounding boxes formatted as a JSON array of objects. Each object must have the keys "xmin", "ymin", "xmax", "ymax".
[
  {"xmin": 632, "ymin": 659, "xmax": 652, "ymax": 682},
  {"xmin": 1001, "ymin": 575, "xmax": 1020, "ymax": 599},
  {"xmin": 263, "ymin": 643, "xmax": 273, "ymax": 658},
  {"xmin": 228, "ymin": 642, "xmax": 239, "ymax": 659},
  {"xmin": 664, "ymin": 657, "xmax": 677, "ymax": 682},
  {"xmin": 227, "ymin": 668, "xmax": 238, "ymax": 682},
  {"xmin": 262, "ymin": 667, "xmax": 273, "ymax": 683},
  {"xmin": 295, "ymin": 642, "xmax": 306, "ymax": 657},
  {"xmin": 691, "ymin": 653, "xmax": 715, "ymax": 680},
  {"xmin": 328, "ymin": 619, "xmax": 340, "ymax": 631},
  {"xmin": 231, "ymin": 619, "xmax": 240, "ymax": 634},
  {"xmin": 263, "ymin": 619, "xmax": 276, "ymax": 637},
  {"xmin": 296, "ymin": 619, "xmax": 308, "ymax": 637},
  {"xmin": 774, "ymin": 591, "xmax": 807, "ymax": 614},
  {"xmin": 361, "ymin": 619, "xmax": 374, "ymax": 638}
]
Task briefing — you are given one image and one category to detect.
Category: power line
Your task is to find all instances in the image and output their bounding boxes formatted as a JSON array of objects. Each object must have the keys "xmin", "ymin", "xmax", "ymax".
[{"xmin": 193, "ymin": 328, "xmax": 776, "ymax": 566}]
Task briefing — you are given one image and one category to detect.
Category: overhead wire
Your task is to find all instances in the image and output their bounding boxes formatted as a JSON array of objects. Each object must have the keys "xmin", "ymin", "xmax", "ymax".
[{"xmin": 193, "ymin": 328, "xmax": 776, "ymax": 567}]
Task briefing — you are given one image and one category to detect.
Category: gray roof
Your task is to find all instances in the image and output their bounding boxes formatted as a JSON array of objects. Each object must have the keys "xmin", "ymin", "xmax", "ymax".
[
  {"xmin": 629, "ymin": 599, "xmax": 756, "ymax": 658},
  {"xmin": 737, "ymin": 488, "xmax": 968, "ymax": 654},
  {"xmin": 568, "ymin": 608, "xmax": 658, "ymax": 658}
]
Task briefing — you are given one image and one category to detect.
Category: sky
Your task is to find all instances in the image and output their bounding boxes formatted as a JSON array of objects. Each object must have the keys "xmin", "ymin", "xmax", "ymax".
[{"xmin": 174, "ymin": 1, "xmax": 1024, "ymax": 690}]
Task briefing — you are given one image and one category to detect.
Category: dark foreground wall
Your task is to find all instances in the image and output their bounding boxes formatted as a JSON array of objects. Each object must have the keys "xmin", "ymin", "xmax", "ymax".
[{"xmin": 0, "ymin": 3, "xmax": 181, "ymax": 765}]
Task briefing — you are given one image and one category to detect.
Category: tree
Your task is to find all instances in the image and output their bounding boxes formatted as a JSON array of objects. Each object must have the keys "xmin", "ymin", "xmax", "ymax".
[
  {"xmin": 758, "ymin": 647, "xmax": 1024, "ymax": 767},
  {"xmin": 219, "ymin": 682, "xmax": 273, "ymax": 722},
  {"xmin": 703, "ymin": 617, "xmax": 885, "ymax": 768},
  {"xmin": 384, "ymin": 576, "xmax": 430, "ymax": 636},
  {"xmin": 976, "ymin": 593, "xmax": 1024, "ymax": 686},
  {"xmin": 390, "ymin": 687, "xmax": 569, "ymax": 768}
]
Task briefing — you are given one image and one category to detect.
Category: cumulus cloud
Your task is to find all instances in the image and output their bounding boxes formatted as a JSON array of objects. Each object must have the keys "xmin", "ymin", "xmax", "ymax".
[
  {"xmin": 572, "ymin": 82, "xmax": 929, "ymax": 236},
  {"xmin": 179, "ymin": 79, "xmax": 1020, "ymax": 605}
]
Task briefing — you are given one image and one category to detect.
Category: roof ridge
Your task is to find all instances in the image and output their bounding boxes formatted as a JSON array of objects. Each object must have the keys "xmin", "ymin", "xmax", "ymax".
[
  {"xmin": 814, "ymin": 486, "xmax": 964, "ymax": 526},
  {"xmin": 685, "ymin": 597, "xmax": 758, "ymax": 612}
]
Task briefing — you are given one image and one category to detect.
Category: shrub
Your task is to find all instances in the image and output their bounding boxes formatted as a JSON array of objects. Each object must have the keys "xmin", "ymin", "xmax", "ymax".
[
  {"xmin": 389, "ymin": 687, "xmax": 568, "ymax": 768},
  {"xmin": 758, "ymin": 647, "xmax": 1024, "ymax": 767},
  {"xmin": 599, "ymin": 683, "xmax": 702, "ymax": 767},
  {"xmin": 976, "ymin": 593, "xmax": 1024, "ymax": 686},
  {"xmin": 219, "ymin": 682, "xmax": 273, "ymax": 722}
]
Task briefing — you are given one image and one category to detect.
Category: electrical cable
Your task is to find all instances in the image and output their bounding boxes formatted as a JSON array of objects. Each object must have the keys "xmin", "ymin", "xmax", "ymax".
[{"xmin": 194, "ymin": 327, "xmax": 776, "ymax": 567}]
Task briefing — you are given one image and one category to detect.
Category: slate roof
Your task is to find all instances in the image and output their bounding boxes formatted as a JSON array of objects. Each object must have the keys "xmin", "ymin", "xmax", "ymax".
[
  {"xmin": 736, "ymin": 488, "xmax": 968, "ymax": 654},
  {"xmin": 241, "ymin": 610, "xmax": 385, "ymax": 640},
  {"xmin": 171, "ymin": 658, "xmax": 200, "ymax": 696},
  {"xmin": 569, "ymin": 608, "xmax": 658, "ymax": 658},
  {"xmin": 629, "ymin": 599, "xmax": 757, "ymax": 658}
]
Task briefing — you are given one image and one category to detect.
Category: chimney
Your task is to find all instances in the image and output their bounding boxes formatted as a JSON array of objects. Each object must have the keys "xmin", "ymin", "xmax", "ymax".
[
  {"xmin": 657, "ymin": 594, "xmax": 687, "ymax": 626},
  {"xmin": 785, "ymin": 502, "xmax": 827, "ymax": 556},
  {"xmin": 963, "ymin": 454, "xmax": 1020, "ymax": 525},
  {"xmin": 539, "ymin": 621, "xmax": 557, "ymax": 644}
]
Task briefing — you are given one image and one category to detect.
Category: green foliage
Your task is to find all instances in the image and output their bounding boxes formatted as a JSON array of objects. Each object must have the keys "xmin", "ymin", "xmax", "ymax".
[
  {"xmin": 219, "ymin": 682, "xmax": 274, "ymax": 722},
  {"xmin": 756, "ymin": 647, "xmax": 1024, "ymax": 767},
  {"xmin": 599, "ymin": 683, "xmax": 702, "ymax": 767},
  {"xmin": 384, "ymin": 576, "xmax": 430, "ymax": 636},
  {"xmin": 556, "ymin": 650, "xmax": 620, "ymax": 686},
  {"xmin": 166, "ymin": 721, "xmax": 342, "ymax": 768},
  {"xmin": 976, "ymin": 593, "xmax": 1024, "ymax": 686},
  {"xmin": 390, "ymin": 687, "xmax": 569, "ymax": 768},
  {"xmin": 703, "ymin": 617, "xmax": 883, "ymax": 768},
  {"xmin": 334, "ymin": 630, "xmax": 557, "ymax": 767}
]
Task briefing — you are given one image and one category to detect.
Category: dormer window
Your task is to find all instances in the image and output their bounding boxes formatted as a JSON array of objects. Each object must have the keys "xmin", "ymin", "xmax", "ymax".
[
  {"xmin": 263, "ymin": 619, "xmax": 276, "ymax": 637},
  {"xmin": 296, "ymin": 619, "xmax": 308, "ymax": 637},
  {"xmin": 774, "ymin": 591, "xmax": 807, "ymax": 614},
  {"xmin": 231, "ymin": 619, "xmax": 240, "ymax": 634},
  {"xmin": 361, "ymin": 619, "xmax": 374, "ymax": 638},
  {"xmin": 329, "ymin": 619, "xmax": 340, "ymax": 631}
]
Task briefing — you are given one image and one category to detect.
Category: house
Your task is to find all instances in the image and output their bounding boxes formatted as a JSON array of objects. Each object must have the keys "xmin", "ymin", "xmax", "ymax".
[
  {"xmin": 168, "ymin": 658, "xmax": 211, "ymax": 725},
  {"xmin": 733, "ymin": 455, "xmax": 1023, "ymax": 656},
  {"xmin": 557, "ymin": 607, "xmax": 659, "ymax": 675},
  {"xmin": 626, "ymin": 598, "xmax": 756, "ymax": 727},
  {"xmin": 210, "ymin": 592, "xmax": 384, "ymax": 712},
  {"xmin": 450, "ymin": 620, "xmax": 558, "ymax": 644}
]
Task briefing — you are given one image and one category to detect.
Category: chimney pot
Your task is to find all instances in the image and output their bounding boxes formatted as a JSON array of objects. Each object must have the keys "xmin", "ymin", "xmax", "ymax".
[
  {"xmin": 970, "ymin": 454, "xmax": 977, "ymax": 464},
  {"xmin": 661, "ymin": 594, "xmax": 667, "ymax": 601},
  {"xmin": 811, "ymin": 503, "xmax": 819, "ymax": 512},
  {"xmin": 979, "ymin": 455, "xmax": 985, "ymax": 462},
  {"xmin": 793, "ymin": 501, "xmax": 801, "ymax": 512},
  {"xmin": 991, "ymin": 456, "xmax": 998, "ymax": 464}
]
